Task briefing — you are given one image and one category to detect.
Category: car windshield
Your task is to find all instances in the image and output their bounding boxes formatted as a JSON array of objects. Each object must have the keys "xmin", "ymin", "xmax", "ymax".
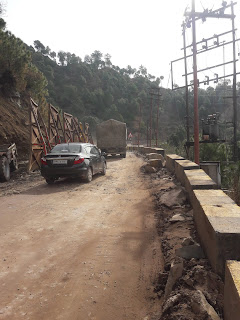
[{"xmin": 50, "ymin": 144, "xmax": 81, "ymax": 153}]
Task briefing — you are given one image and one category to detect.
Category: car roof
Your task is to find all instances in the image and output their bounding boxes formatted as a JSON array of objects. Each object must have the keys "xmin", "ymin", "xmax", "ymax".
[{"xmin": 55, "ymin": 142, "xmax": 94, "ymax": 146}]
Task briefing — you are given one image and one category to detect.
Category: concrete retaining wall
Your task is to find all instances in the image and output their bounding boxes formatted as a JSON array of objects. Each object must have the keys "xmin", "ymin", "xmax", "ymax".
[
  {"xmin": 127, "ymin": 145, "xmax": 165, "ymax": 157},
  {"xmin": 184, "ymin": 169, "xmax": 218, "ymax": 205},
  {"xmin": 165, "ymin": 154, "xmax": 185, "ymax": 172},
  {"xmin": 224, "ymin": 261, "xmax": 240, "ymax": 320},
  {"xmin": 163, "ymin": 152, "xmax": 240, "ymax": 319},
  {"xmin": 192, "ymin": 190, "xmax": 240, "ymax": 276},
  {"xmin": 174, "ymin": 159, "xmax": 200, "ymax": 185},
  {"xmin": 164, "ymin": 154, "xmax": 240, "ymax": 277}
]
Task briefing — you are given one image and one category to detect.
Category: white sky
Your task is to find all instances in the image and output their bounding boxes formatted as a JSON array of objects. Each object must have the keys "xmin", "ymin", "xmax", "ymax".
[{"xmin": 2, "ymin": 0, "xmax": 240, "ymax": 88}]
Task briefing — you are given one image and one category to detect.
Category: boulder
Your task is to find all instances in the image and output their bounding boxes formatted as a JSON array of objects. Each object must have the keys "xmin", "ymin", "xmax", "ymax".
[
  {"xmin": 146, "ymin": 153, "xmax": 165, "ymax": 162},
  {"xmin": 159, "ymin": 187, "xmax": 186, "ymax": 208}
]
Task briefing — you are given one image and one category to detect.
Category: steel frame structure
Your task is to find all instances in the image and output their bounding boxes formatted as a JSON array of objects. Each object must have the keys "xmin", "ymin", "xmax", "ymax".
[
  {"xmin": 29, "ymin": 99, "xmax": 51, "ymax": 171},
  {"xmin": 171, "ymin": 1, "xmax": 238, "ymax": 163},
  {"xmin": 48, "ymin": 104, "xmax": 65, "ymax": 148},
  {"xmin": 84, "ymin": 123, "xmax": 93, "ymax": 144},
  {"xmin": 29, "ymin": 99, "xmax": 93, "ymax": 171},
  {"xmin": 63, "ymin": 112, "xmax": 74, "ymax": 143}
]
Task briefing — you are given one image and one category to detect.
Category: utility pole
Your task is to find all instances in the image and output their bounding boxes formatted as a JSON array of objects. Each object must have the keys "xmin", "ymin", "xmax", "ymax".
[
  {"xmin": 182, "ymin": 22, "xmax": 190, "ymax": 159},
  {"xmin": 150, "ymin": 95, "xmax": 153, "ymax": 147},
  {"xmin": 231, "ymin": 1, "xmax": 238, "ymax": 161},
  {"xmin": 156, "ymin": 95, "xmax": 160, "ymax": 147},
  {"xmin": 138, "ymin": 104, "xmax": 142, "ymax": 147},
  {"xmin": 149, "ymin": 88, "xmax": 162, "ymax": 148},
  {"xmin": 147, "ymin": 121, "xmax": 149, "ymax": 147},
  {"xmin": 192, "ymin": 0, "xmax": 199, "ymax": 164}
]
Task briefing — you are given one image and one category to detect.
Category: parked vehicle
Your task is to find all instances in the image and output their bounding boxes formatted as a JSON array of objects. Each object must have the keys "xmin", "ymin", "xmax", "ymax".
[
  {"xmin": 41, "ymin": 142, "xmax": 106, "ymax": 184},
  {"xmin": 0, "ymin": 143, "xmax": 18, "ymax": 182},
  {"xmin": 96, "ymin": 119, "xmax": 127, "ymax": 158}
]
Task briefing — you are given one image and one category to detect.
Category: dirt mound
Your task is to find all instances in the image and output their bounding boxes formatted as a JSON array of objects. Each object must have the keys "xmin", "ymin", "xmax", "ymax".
[{"xmin": 0, "ymin": 94, "xmax": 29, "ymax": 158}]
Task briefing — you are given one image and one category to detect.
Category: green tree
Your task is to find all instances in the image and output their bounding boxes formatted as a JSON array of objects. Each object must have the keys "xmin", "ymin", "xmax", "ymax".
[
  {"xmin": 91, "ymin": 50, "xmax": 103, "ymax": 69},
  {"xmin": 50, "ymin": 51, "xmax": 56, "ymax": 60},
  {"xmin": 0, "ymin": 3, "xmax": 5, "ymax": 30},
  {"xmin": 57, "ymin": 51, "xmax": 67, "ymax": 66},
  {"xmin": 0, "ymin": 31, "xmax": 31, "ymax": 93},
  {"xmin": 25, "ymin": 64, "xmax": 48, "ymax": 102},
  {"xmin": 34, "ymin": 40, "xmax": 46, "ymax": 53},
  {"xmin": 104, "ymin": 53, "xmax": 112, "ymax": 67}
]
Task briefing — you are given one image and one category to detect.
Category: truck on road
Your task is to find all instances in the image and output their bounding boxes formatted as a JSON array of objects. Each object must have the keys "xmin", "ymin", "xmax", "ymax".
[{"xmin": 96, "ymin": 119, "xmax": 127, "ymax": 157}]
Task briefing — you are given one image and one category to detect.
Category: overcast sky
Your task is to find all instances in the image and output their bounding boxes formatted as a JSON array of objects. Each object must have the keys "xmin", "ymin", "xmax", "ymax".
[{"xmin": 3, "ymin": 0, "xmax": 240, "ymax": 88}]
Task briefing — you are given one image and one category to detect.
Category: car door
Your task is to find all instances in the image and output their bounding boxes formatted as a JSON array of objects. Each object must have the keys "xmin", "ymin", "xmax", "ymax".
[{"xmin": 90, "ymin": 146, "xmax": 101, "ymax": 174}]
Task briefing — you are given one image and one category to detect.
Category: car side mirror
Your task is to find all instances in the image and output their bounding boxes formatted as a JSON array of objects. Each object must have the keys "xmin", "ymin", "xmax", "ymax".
[{"xmin": 101, "ymin": 152, "xmax": 107, "ymax": 157}]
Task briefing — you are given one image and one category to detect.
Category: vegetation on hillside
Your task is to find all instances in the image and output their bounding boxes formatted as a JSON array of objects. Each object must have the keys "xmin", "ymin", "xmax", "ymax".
[
  {"xmin": 30, "ymin": 41, "xmax": 163, "ymax": 130},
  {"xmin": 0, "ymin": 11, "xmax": 47, "ymax": 103},
  {"xmin": 0, "ymin": 0, "xmax": 238, "ymax": 145},
  {"xmin": 1, "ymin": 2, "xmax": 240, "ymax": 197}
]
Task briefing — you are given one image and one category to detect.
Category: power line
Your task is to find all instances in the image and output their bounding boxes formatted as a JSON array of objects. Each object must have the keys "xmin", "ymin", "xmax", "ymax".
[{"xmin": 200, "ymin": 1, "xmax": 205, "ymax": 11}]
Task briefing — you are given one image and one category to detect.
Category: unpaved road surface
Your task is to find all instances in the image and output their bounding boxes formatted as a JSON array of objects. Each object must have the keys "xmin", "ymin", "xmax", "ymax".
[{"xmin": 0, "ymin": 154, "xmax": 163, "ymax": 320}]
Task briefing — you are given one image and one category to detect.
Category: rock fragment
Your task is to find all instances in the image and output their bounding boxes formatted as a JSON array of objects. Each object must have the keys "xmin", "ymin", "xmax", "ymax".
[
  {"xmin": 176, "ymin": 244, "xmax": 205, "ymax": 260},
  {"xmin": 146, "ymin": 153, "xmax": 166, "ymax": 166},
  {"xmin": 159, "ymin": 187, "xmax": 186, "ymax": 208},
  {"xmin": 148, "ymin": 159, "xmax": 163, "ymax": 169},
  {"xmin": 191, "ymin": 290, "xmax": 221, "ymax": 320},
  {"xmin": 169, "ymin": 214, "xmax": 185, "ymax": 223},
  {"xmin": 162, "ymin": 293, "xmax": 181, "ymax": 314},
  {"xmin": 181, "ymin": 237, "xmax": 195, "ymax": 246},
  {"xmin": 144, "ymin": 164, "xmax": 157, "ymax": 174},
  {"xmin": 164, "ymin": 259, "xmax": 183, "ymax": 299}
]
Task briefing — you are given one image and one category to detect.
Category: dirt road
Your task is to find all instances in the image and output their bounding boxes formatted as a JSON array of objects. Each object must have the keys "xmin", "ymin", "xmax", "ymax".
[{"xmin": 0, "ymin": 153, "xmax": 163, "ymax": 320}]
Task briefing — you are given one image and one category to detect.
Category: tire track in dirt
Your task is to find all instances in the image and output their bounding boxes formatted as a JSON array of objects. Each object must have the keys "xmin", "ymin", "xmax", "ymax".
[{"xmin": 0, "ymin": 153, "xmax": 163, "ymax": 320}]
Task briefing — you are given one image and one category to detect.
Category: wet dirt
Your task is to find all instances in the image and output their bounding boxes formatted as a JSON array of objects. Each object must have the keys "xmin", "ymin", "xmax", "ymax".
[{"xmin": 0, "ymin": 153, "xmax": 163, "ymax": 320}]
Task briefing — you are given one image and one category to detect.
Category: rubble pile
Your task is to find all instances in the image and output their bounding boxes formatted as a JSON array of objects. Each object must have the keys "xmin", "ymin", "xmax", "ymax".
[{"xmin": 148, "ymin": 167, "xmax": 224, "ymax": 320}]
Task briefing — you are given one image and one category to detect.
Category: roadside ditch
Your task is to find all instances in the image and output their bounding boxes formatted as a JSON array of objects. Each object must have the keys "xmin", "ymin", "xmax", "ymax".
[{"xmin": 141, "ymin": 155, "xmax": 224, "ymax": 320}]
